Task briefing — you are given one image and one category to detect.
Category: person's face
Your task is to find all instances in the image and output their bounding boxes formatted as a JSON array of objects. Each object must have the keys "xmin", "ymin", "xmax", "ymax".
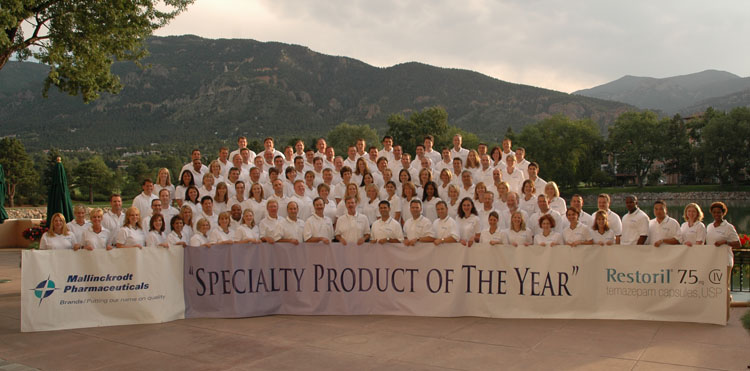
[
  {"xmin": 566, "ymin": 210, "xmax": 578, "ymax": 224},
  {"xmin": 420, "ymin": 170, "xmax": 430, "ymax": 184},
  {"xmin": 415, "ymin": 147, "xmax": 424, "ymax": 157},
  {"xmin": 173, "ymin": 219, "xmax": 184, "ymax": 232},
  {"xmin": 625, "ymin": 197, "xmax": 637, "ymax": 212},
  {"xmin": 527, "ymin": 165, "xmax": 538, "ymax": 178},
  {"xmin": 357, "ymin": 159, "xmax": 366, "ymax": 172},
  {"xmin": 502, "ymin": 139, "xmax": 511, "ymax": 152},
  {"xmin": 493, "ymin": 169, "xmax": 502, "ymax": 183},
  {"xmin": 286, "ymin": 169, "xmax": 297, "ymax": 181},
  {"xmin": 233, "ymin": 155, "xmax": 243, "ymax": 168},
  {"xmin": 711, "ymin": 207, "xmax": 723, "ymax": 222},
  {"xmin": 480, "ymin": 155, "xmax": 490, "ymax": 169},
  {"xmin": 401, "ymin": 156, "xmax": 411, "ymax": 167},
  {"xmin": 436, "ymin": 203, "xmax": 447, "ymax": 219},
  {"xmin": 153, "ymin": 216, "xmax": 163, "ymax": 230},
  {"xmin": 317, "ymin": 139, "xmax": 327, "ymax": 152},
  {"xmin": 449, "ymin": 187, "xmax": 458, "ymax": 200},
  {"xmin": 541, "ymin": 219, "xmax": 551, "ymax": 232},
  {"xmin": 507, "ymin": 194, "xmax": 518, "ymax": 209},
  {"xmin": 274, "ymin": 157, "xmax": 284, "ymax": 168},
  {"xmin": 378, "ymin": 160, "xmax": 388, "ymax": 172},
  {"xmin": 287, "ymin": 203, "xmax": 298, "ymax": 219},
  {"xmin": 399, "ymin": 171, "xmax": 409, "ymax": 184},
  {"xmin": 231, "ymin": 206, "xmax": 242, "ymax": 220},
  {"xmin": 128, "ymin": 211, "xmax": 140, "ymax": 225},
  {"xmin": 192, "ymin": 159, "xmax": 202, "ymax": 171},
  {"xmin": 346, "ymin": 198, "xmax": 357, "ymax": 214},
  {"xmin": 192, "ymin": 151, "xmax": 201, "ymax": 161},
  {"xmin": 461, "ymin": 200, "xmax": 472, "ymax": 214},
  {"xmin": 442, "ymin": 149, "xmax": 451, "ymax": 161},
  {"xmin": 425, "ymin": 185, "xmax": 435, "ymax": 197},
  {"xmin": 219, "ymin": 149, "xmax": 228, "ymax": 161},
  {"xmin": 379, "ymin": 203, "xmax": 391, "ymax": 219},
  {"xmin": 74, "ymin": 208, "xmax": 86, "ymax": 222},
  {"xmin": 421, "ymin": 158, "xmax": 430, "ymax": 169},
  {"xmin": 182, "ymin": 171, "xmax": 192, "ymax": 184},
  {"xmin": 267, "ymin": 202, "xmax": 278, "ymax": 217},
  {"xmin": 201, "ymin": 199, "xmax": 213, "ymax": 213},
  {"xmin": 393, "ymin": 146, "xmax": 402, "ymax": 157},
  {"xmin": 305, "ymin": 172, "xmax": 315, "ymax": 184},
  {"xmin": 294, "ymin": 158, "xmax": 304, "ymax": 170},
  {"xmin": 522, "ymin": 182, "xmax": 532, "ymax": 195},
  {"xmin": 356, "ymin": 140, "xmax": 365, "ymax": 153},
  {"xmin": 273, "ymin": 180, "xmax": 284, "ymax": 194},
  {"xmin": 453, "ymin": 135, "xmax": 461, "ymax": 148},
  {"xmin": 182, "ymin": 207, "xmax": 192, "ymax": 220},
  {"xmin": 385, "ymin": 183, "xmax": 396, "ymax": 195},
  {"xmin": 284, "ymin": 147, "xmax": 293, "ymax": 158},
  {"xmin": 347, "ymin": 184, "xmax": 358, "ymax": 197},
  {"xmin": 251, "ymin": 184, "xmax": 262, "ymax": 198},
  {"xmin": 478, "ymin": 145, "xmax": 487, "ymax": 156},
  {"xmin": 597, "ymin": 196, "xmax": 609, "ymax": 211},
  {"xmin": 323, "ymin": 171, "xmax": 333, "ymax": 184},
  {"xmin": 512, "ymin": 213, "xmax": 522, "ymax": 228},
  {"xmin": 314, "ymin": 200, "xmax": 325, "ymax": 215},
  {"xmin": 264, "ymin": 151, "xmax": 273, "ymax": 162},
  {"xmin": 90, "ymin": 213, "xmax": 102, "ymax": 227},
  {"xmin": 369, "ymin": 148, "xmax": 378, "ymax": 159},
  {"xmin": 203, "ymin": 175, "xmax": 214, "ymax": 188},
  {"xmin": 158, "ymin": 169, "xmax": 169, "ymax": 182},
  {"xmin": 238, "ymin": 138, "xmax": 247, "ymax": 148},
  {"xmin": 596, "ymin": 214, "xmax": 606, "ymax": 229},
  {"xmin": 326, "ymin": 147, "xmax": 335, "ymax": 159},
  {"xmin": 264, "ymin": 139, "xmax": 274, "ymax": 150},
  {"xmin": 515, "ymin": 149, "xmax": 525, "ymax": 161},
  {"xmin": 424, "ymin": 139, "xmax": 433, "ymax": 150},
  {"xmin": 364, "ymin": 174, "xmax": 374, "ymax": 185},
  {"xmin": 384, "ymin": 138, "xmax": 393, "ymax": 149},
  {"xmin": 241, "ymin": 151, "xmax": 250, "ymax": 162},
  {"xmin": 199, "ymin": 222, "xmax": 210, "ymax": 234},
  {"xmin": 160, "ymin": 192, "xmax": 170, "ymax": 207},
  {"xmin": 188, "ymin": 188, "xmax": 198, "ymax": 201},
  {"xmin": 410, "ymin": 202, "xmax": 422, "ymax": 219},
  {"xmin": 143, "ymin": 182, "xmax": 154, "ymax": 194},
  {"xmin": 488, "ymin": 215, "xmax": 498, "ymax": 228},
  {"xmin": 506, "ymin": 157, "xmax": 515, "ymax": 170},
  {"xmin": 654, "ymin": 203, "xmax": 667, "ymax": 220},
  {"xmin": 229, "ymin": 169, "xmax": 240, "ymax": 182},
  {"xmin": 453, "ymin": 160, "xmax": 462, "ymax": 172},
  {"xmin": 295, "ymin": 142, "xmax": 304, "ymax": 153},
  {"xmin": 243, "ymin": 211, "xmax": 254, "ymax": 225},
  {"xmin": 462, "ymin": 172, "xmax": 472, "ymax": 185},
  {"xmin": 295, "ymin": 182, "xmax": 305, "ymax": 195},
  {"xmin": 348, "ymin": 147, "xmax": 357, "ymax": 158},
  {"xmin": 334, "ymin": 157, "xmax": 343, "ymax": 168},
  {"xmin": 343, "ymin": 170, "xmax": 351, "ymax": 181},
  {"xmin": 314, "ymin": 160, "xmax": 323, "ymax": 171},
  {"xmin": 571, "ymin": 196, "xmax": 583, "ymax": 211},
  {"xmin": 319, "ymin": 187, "xmax": 330, "ymax": 199},
  {"xmin": 545, "ymin": 185, "xmax": 554, "ymax": 199},
  {"xmin": 686, "ymin": 206, "xmax": 698, "ymax": 222},
  {"xmin": 537, "ymin": 196, "xmax": 549, "ymax": 212}
]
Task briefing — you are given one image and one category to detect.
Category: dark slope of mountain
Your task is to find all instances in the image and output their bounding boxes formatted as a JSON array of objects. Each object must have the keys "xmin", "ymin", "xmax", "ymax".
[
  {"xmin": 679, "ymin": 88, "xmax": 750, "ymax": 116},
  {"xmin": 0, "ymin": 35, "xmax": 633, "ymax": 151},
  {"xmin": 574, "ymin": 70, "xmax": 750, "ymax": 114}
]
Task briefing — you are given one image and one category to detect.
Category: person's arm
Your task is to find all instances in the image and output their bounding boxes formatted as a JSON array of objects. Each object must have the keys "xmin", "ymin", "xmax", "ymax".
[{"xmin": 336, "ymin": 234, "xmax": 347, "ymax": 245}]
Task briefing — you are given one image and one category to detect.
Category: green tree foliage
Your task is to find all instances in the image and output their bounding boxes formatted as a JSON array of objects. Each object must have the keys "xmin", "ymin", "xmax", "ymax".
[
  {"xmin": 699, "ymin": 107, "xmax": 750, "ymax": 184},
  {"xmin": 386, "ymin": 106, "xmax": 450, "ymax": 156},
  {"xmin": 661, "ymin": 114, "xmax": 695, "ymax": 183},
  {"xmin": 0, "ymin": 0, "xmax": 194, "ymax": 102},
  {"xmin": 517, "ymin": 115, "xmax": 603, "ymax": 189},
  {"xmin": 326, "ymin": 123, "xmax": 380, "ymax": 157},
  {"xmin": 72, "ymin": 156, "xmax": 114, "ymax": 203},
  {"xmin": 0, "ymin": 138, "xmax": 38, "ymax": 207},
  {"xmin": 607, "ymin": 111, "xmax": 665, "ymax": 187}
]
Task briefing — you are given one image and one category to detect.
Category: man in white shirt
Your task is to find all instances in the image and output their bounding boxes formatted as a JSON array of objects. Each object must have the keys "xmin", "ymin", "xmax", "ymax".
[
  {"xmin": 477, "ymin": 192, "xmax": 498, "ymax": 231},
  {"xmin": 355, "ymin": 138, "xmax": 367, "ymax": 159},
  {"xmin": 621, "ymin": 195, "xmax": 650, "ymax": 245},
  {"xmin": 530, "ymin": 194, "xmax": 565, "ymax": 235},
  {"xmin": 142, "ymin": 198, "xmax": 163, "ymax": 232},
  {"xmin": 502, "ymin": 155, "xmax": 525, "ymax": 194},
  {"xmin": 647, "ymin": 200, "xmax": 682, "ymax": 247},
  {"xmin": 403, "ymin": 200, "xmax": 436, "ymax": 246},
  {"xmin": 501, "ymin": 138, "xmax": 514, "ymax": 161},
  {"xmin": 314, "ymin": 137, "xmax": 328, "ymax": 159},
  {"xmin": 260, "ymin": 200, "xmax": 283, "ymax": 243},
  {"xmin": 450, "ymin": 134, "xmax": 469, "ymax": 164},
  {"xmin": 267, "ymin": 179, "xmax": 290, "ymax": 218},
  {"xmin": 102, "ymin": 194, "xmax": 125, "ymax": 239},
  {"xmin": 388, "ymin": 145, "xmax": 404, "ymax": 176},
  {"xmin": 262, "ymin": 137, "xmax": 284, "ymax": 159},
  {"xmin": 499, "ymin": 192, "xmax": 528, "ymax": 230},
  {"xmin": 217, "ymin": 147, "xmax": 232, "ymax": 179},
  {"xmin": 527, "ymin": 162, "xmax": 546, "ymax": 194},
  {"xmin": 335, "ymin": 197, "xmax": 370, "ymax": 245},
  {"xmin": 515, "ymin": 147, "xmax": 531, "ymax": 177},
  {"xmin": 433, "ymin": 148, "xmax": 453, "ymax": 174},
  {"xmin": 289, "ymin": 180, "xmax": 312, "ymax": 220},
  {"xmin": 378, "ymin": 136, "xmax": 395, "ymax": 163},
  {"xmin": 278, "ymin": 201, "xmax": 305, "ymax": 245},
  {"xmin": 196, "ymin": 196, "xmax": 219, "ymax": 230},
  {"xmin": 132, "ymin": 179, "xmax": 158, "ymax": 223},
  {"xmin": 423, "ymin": 135, "xmax": 441, "ymax": 166},
  {"xmin": 343, "ymin": 146, "xmax": 358, "ymax": 170},
  {"xmin": 432, "ymin": 201, "xmax": 459, "ymax": 245},
  {"xmin": 158, "ymin": 189, "xmax": 178, "ymax": 232},
  {"xmin": 370, "ymin": 201, "xmax": 404, "ymax": 244},
  {"xmin": 181, "ymin": 149, "xmax": 208, "ymax": 187},
  {"xmin": 411, "ymin": 145, "xmax": 427, "ymax": 170},
  {"xmin": 304, "ymin": 197, "xmax": 334, "ymax": 243},
  {"xmin": 229, "ymin": 137, "xmax": 254, "ymax": 168},
  {"xmin": 598, "ymin": 193, "xmax": 623, "ymax": 243},
  {"xmin": 570, "ymin": 194, "xmax": 593, "ymax": 227},
  {"xmin": 476, "ymin": 155, "xmax": 494, "ymax": 185}
]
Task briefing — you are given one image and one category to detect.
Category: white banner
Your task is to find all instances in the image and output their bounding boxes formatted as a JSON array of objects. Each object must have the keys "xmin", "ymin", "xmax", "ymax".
[
  {"xmin": 21, "ymin": 248, "xmax": 185, "ymax": 332},
  {"xmin": 184, "ymin": 243, "xmax": 730, "ymax": 325}
]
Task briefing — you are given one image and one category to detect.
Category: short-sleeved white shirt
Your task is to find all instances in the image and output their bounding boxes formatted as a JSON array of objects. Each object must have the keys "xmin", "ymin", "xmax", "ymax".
[
  {"xmin": 680, "ymin": 221, "xmax": 706, "ymax": 245},
  {"xmin": 647, "ymin": 216, "xmax": 682, "ymax": 244},
  {"xmin": 432, "ymin": 216, "xmax": 459, "ymax": 241},
  {"xmin": 456, "ymin": 214, "xmax": 481, "ymax": 241},
  {"xmin": 167, "ymin": 230, "xmax": 189, "ymax": 245},
  {"xmin": 189, "ymin": 233, "xmax": 209, "ymax": 246},
  {"xmin": 480, "ymin": 227, "xmax": 503, "ymax": 244},
  {"xmin": 259, "ymin": 216, "xmax": 283, "ymax": 242},
  {"xmin": 534, "ymin": 231, "xmax": 564, "ymax": 246},
  {"xmin": 591, "ymin": 228, "xmax": 616, "ymax": 245},
  {"xmin": 404, "ymin": 216, "xmax": 434, "ymax": 240},
  {"xmin": 116, "ymin": 226, "xmax": 146, "ymax": 247},
  {"xmin": 335, "ymin": 213, "xmax": 370, "ymax": 243},
  {"xmin": 39, "ymin": 232, "xmax": 77, "ymax": 250},
  {"xmin": 502, "ymin": 229, "xmax": 533, "ymax": 246},
  {"xmin": 563, "ymin": 223, "xmax": 592, "ymax": 245},
  {"xmin": 621, "ymin": 209, "xmax": 650, "ymax": 245},
  {"xmin": 705, "ymin": 220, "xmax": 739, "ymax": 246},
  {"xmin": 280, "ymin": 217, "xmax": 305, "ymax": 242},
  {"xmin": 304, "ymin": 214, "xmax": 334, "ymax": 241},
  {"xmin": 371, "ymin": 217, "xmax": 404, "ymax": 241},
  {"xmin": 146, "ymin": 230, "xmax": 167, "ymax": 247},
  {"xmin": 82, "ymin": 227, "xmax": 111, "ymax": 250}
]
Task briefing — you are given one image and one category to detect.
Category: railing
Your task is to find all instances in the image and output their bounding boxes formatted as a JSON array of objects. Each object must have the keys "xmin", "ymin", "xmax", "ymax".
[{"xmin": 730, "ymin": 249, "xmax": 750, "ymax": 296}]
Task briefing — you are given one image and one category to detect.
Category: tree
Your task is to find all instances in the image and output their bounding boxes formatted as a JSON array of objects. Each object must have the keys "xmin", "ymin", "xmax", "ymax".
[
  {"xmin": 386, "ymin": 106, "xmax": 450, "ymax": 156},
  {"xmin": 0, "ymin": 138, "xmax": 39, "ymax": 207},
  {"xmin": 1, "ymin": 0, "xmax": 194, "ymax": 102},
  {"xmin": 326, "ymin": 122, "xmax": 380, "ymax": 157},
  {"xmin": 517, "ymin": 115, "xmax": 603, "ymax": 189},
  {"xmin": 699, "ymin": 107, "xmax": 750, "ymax": 184},
  {"xmin": 661, "ymin": 114, "xmax": 695, "ymax": 183},
  {"xmin": 607, "ymin": 111, "xmax": 665, "ymax": 187},
  {"xmin": 73, "ymin": 156, "xmax": 114, "ymax": 203}
]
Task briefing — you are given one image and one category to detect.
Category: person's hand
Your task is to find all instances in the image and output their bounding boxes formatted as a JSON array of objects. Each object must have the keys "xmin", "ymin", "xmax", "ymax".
[
  {"xmin": 466, "ymin": 240, "xmax": 474, "ymax": 247},
  {"xmin": 106, "ymin": 245, "xmax": 113, "ymax": 251},
  {"xmin": 654, "ymin": 240, "xmax": 662, "ymax": 247},
  {"xmin": 378, "ymin": 239, "xmax": 388, "ymax": 244},
  {"xmin": 357, "ymin": 238, "xmax": 365, "ymax": 245},
  {"xmin": 434, "ymin": 238, "xmax": 443, "ymax": 246},
  {"xmin": 84, "ymin": 245, "xmax": 94, "ymax": 251},
  {"xmin": 322, "ymin": 238, "xmax": 330, "ymax": 244},
  {"xmin": 605, "ymin": 241, "xmax": 613, "ymax": 246},
  {"xmin": 339, "ymin": 238, "xmax": 347, "ymax": 246},
  {"xmin": 291, "ymin": 239, "xmax": 299, "ymax": 245},
  {"xmin": 460, "ymin": 239, "xmax": 468, "ymax": 246}
]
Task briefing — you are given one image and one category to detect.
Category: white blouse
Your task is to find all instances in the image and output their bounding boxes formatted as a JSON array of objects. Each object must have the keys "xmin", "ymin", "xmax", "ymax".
[
  {"xmin": 680, "ymin": 221, "xmax": 706, "ymax": 245},
  {"xmin": 116, "ymin": 226, "xmax": 146, "ymax": 247},
  {"xmin": 145, "ymin": 231, "xmax": 167, "ymax": 247},
  {"xmin": 456, "ymin": 214, "xmax": 481, "ymax": 241},
  {"xmin": 502, "ymin": 228, "xmax": 533, "ymax": 246},
  {"xmin": 480, "ymin": 227, "xmax": 504, "ymax": 244},
  {"xmin": 591, "ymin": 229, "xmax": 616, "ymax": 245},
  {"xmin": 167, "ymin": 230, "xmax": 189, "ymax": 245},
  {"xmin": 39, "ymin": 232, "xmax": 77, "ymax": 250},
  {"xmin": 82, "ymin": 227, "xmax": 111, "ymax": 250},
  {"xmin": 234, "ymin": 224, "xmax": 260, "ymax": 241},
  {"xmin": 209, "ymin": 228, "xmax": 235, "ymax": 244},
  {"xmin": 534, "ymin": 231, "xmax": 564, "ymax": 246},
  {"xmin": 189, "ymin": 233, "xmax": 210, "ymax": 246},
  {"xmin": 563, "ymin": 223, "xmax": 592, "ymax": 245}
]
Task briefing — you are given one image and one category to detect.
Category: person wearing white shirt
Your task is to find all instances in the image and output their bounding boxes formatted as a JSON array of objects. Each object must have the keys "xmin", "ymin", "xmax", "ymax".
[
  {"xmin": 527, "ymin": 162, "xmax": 547, "ymax": 195},
  {"xmin": 184, "ymin": 158, "xmax": 209, "ymax": 188},
  {"xmin": 544, "ymin": 182, "xmax": 567, "ymax": 216},
  {"xmin": 267, "ymin": 179, "xmax": 290, "ymax": 218},
  {"xmin": 305, "ymin": 197, "xmax": 335, "ymax": 243},
  {"xmin": 378, "ymin": 135, "xmax": 396, "ymax": 164},
  {"xmin": 591, "ymin": 210, "xmax": 616, "ymax": 246},
  {"xmin": 621, "ymin": 195, "xmax": 650, "ymax": 245},
  {"xmin": 39, "ymin": 213, "xmax": 79, "ymax": 250},
  {"xmin": 434, "ymin": 148, "xmax": 454, "ymax": 175},
  {"xmin": 234, "ymin": 209, "xmax": 261, "ymax": 244},
  {"xmin": 228, "ymin": 137, "xmax": 253, "ymax": 170},
  {"xmin": 158, "ymin": 189, "xmax": 179, "ymax": 234},
  {"xmin": 361, "ymin": 184, "xmax": 381, "ymax": 225},
  {"xmin": 66, "ymin": 205, "xmax": 90, "ymax": 244},
  {"xmin": 102, "ymin": 194, "xmax": 125, "ymax": 236},
  {"xmin": 195, "ymin": 196, "xmax": 219, "ymax": 231},
  {"xmin": 597, "ymin": 194, "xmax": 623, "ymax": 242},
  {"xmin": 216, "ymin": 147, "xmax": 232, "ymax": 179},
  {"xmin": 370, "ymin": 201, "xmax": 404, "ymax": 244},
  {"xmin": 498, "ymin": 192, "xmax": 528, "ymax": 231},
  {"xmin": 423, "ymin": 135, "xmax": 442, "ymax": 167},
  {"xmin": 705, "ymin": 202, "xmax": 740, "ymax": 249},
  {"xmin": 142, "ymin": 198, "xmax": 163, "ymax": 234},
  {"xmin": 132, "ymin": 179, "xmax": 158, "ymax": 224},
  {"xmin": 189, "ymin": 218, "xmax": 212, "ymax": 247},
  {"xmin": 515, "ymin": 148, "xmax": 531, "ymax": 178},
  {"xmin": 335, "ymin": 197, "xmax": 371, "ymax": 245},
  {"xmin": 501, "ymin": 156, "xmax": 525, "ymax": 195},
  {"xmin": 334, "ymin": 166, "xmax": 354, "ymax": 204},
  {"xmin": 167, "ymin": 215, "xmax": 189, "ymax": 247},
  {"xmin": 450, "ymin": 134, "xmax": 469, "ymax": 164},
  {"xmin": 519, "ymin": 180, "xmax": 539, "ymax": 217},
  {"xmin": 316, "ymin": 184, "xmax": 338, "ymax": 224},
  {"xmin": 501, "ymin": 211, "xmax": 533, "ymax": 247},
  {"xmin": 529, "ymin": 194, "xmax": 566, "ymax": 235},
  {"xmin": 680, "ymin": 203, "xmax": 706, "ymax": 246},
  {"xmin": 116, "ymin": 207, "xmax": 146, "ymax": 249},
  {"xmin": 569, "ymin": 194, "xmax": 593, "ymax": 228},
  {"xmin": 476, "ymin": 155, "xmax": 495, "ymax": 186},
  {"xmin": 145, "ymin": 214, "xmax": 169, "ymax": 248},
  {"xmin": 480, "ymin": 211, "xmax": 504, "ymax": 245},
  {"xmin": 260, "ymin": 200, "xmax": 284, "ymax": 243},
  {"xmin": 208, "ymin": 212, "xmax": 235, "ymax": 245},
  {"xmin": 289, "ymin": 180, "xmax": 313, "ymax": 220},
  {"xmin": 456, "ymin": 198, "xmax": 481, "ymax": 247},
  {"xmin": 278, "ymin": 202, "xmax": 305, "ymax": 245},
  {"xmin": 403, "ymin": 200, "xmax": 436, "ymax": 246},
  {"xmin": 228, "ymin": 180, "xmax": 247, "ymax": 209},
  {"xmin": 432, "ymin": 201, "xmax": 459, "ymax": 245},
  {"xmin": 153, "ymin": 167, "xmax": 176, "ymax": 203},
  {"xmin": 343, "ymin": 146, "xmax": 359, "ymax": 172},
  {"xmin": 563, "ymin": 208, "xmax": 593, "ymax": 246},
  {"xmin": 421, "ymin": 181, "xmax": 441, "ymax": 222},
  {"xmin": 244, "ymin": 183, "xmax": 267, "ymax": 223},
  {"xmin": 534, "ymin": 214, "xmax": 564, "ymax": 246},
  {"xmin": 457, "ymin": 171, "xmax": 475, "ymax": 202},
  {"xmin": 477, "ymin": 192, "xmax": 498, "ymax": 231},
  {"xmin": 82, "ymin": 208, "xmax": 111, "ymax": 250},
  {"xmin": 647, "ymin": 200, "xmax": 682, "ymax": 247},
  {"xmin": 500, "ymin": 138, "xmax": 514, "ymax": 162}
]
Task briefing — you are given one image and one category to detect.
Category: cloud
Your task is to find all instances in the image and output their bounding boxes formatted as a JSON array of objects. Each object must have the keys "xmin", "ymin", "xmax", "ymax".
[{"xmin": 155, "ymin": 0, "xmax": 750, "ymax": 92}]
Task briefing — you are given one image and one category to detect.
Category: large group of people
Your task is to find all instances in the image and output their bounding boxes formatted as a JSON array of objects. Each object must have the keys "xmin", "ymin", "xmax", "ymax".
[{"xmin": 39, "ymin": 135, "xmax": 742, "ymax": 252}]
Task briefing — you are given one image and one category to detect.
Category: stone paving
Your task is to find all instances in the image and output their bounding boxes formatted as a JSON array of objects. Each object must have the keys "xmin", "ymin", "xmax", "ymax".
[{"xmin": 0, "ymin": 250, "xmax": 748, "ymax": 371}]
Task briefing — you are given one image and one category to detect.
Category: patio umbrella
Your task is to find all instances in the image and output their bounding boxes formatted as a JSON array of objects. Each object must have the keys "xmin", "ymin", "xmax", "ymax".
[
  {"xmin": 0, "ymin": 164, "xmax": 7, "ymax": 224},
  {"xmin": 46, "ymin": 158, "xmax": 73, "ymax": 226}
]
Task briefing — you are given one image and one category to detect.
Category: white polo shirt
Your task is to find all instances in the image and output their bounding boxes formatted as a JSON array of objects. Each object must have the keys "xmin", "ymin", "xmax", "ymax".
[
  {"xmin": 563, "ymin": 223, "xmax": 592, "ymax": 245},
  {"xmin": 432, "ymin": 216, "xmax": 459, "ymax": 241},
  {"xmin": 647, "ymin": 216, "xmax": 682, "ymax": 244},
  {"xmin": 621, "ymin": 208, "xmax": 650, "ymax": 245},
  {"xmin": 304, "ymin": 214, "xmax": 334, "ymax": 241},
  {"xmin": 502, "ymin": 228, "xmax": 533, "ymax": 246},
  {"xmin": 680, "ymin": 221, "xmax": 706, "ymax": 245},
  {"xmin": 404, "ymin": 216, "xmax": 434, "ymax": 240},
  {"xmin": 371, "ymin": 217, "xmax": 404, "ymax": 241},
  {"xmin": 335, "ymin": 213, "xmax": 370, "ymax": 244},
  {"xmin": 280, "ymin": 217, "xmax": 305, "ymax": 242},
  {"xmin": 259, "ymin": 216, "xmax": 283, "ymax": 242}
]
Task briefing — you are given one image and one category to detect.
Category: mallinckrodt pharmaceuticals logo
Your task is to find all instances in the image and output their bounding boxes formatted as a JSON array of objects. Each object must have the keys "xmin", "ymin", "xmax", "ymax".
[{"xmin": 31, "ymin": 275, "xmax": 59, "ymax": 305}]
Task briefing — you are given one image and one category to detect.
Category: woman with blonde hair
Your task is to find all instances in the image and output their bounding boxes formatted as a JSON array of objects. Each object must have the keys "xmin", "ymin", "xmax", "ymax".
[
  {"xmin": 591, "ymin": 210, "xmax": 615, "ymax": 246},
  {"xmin": 207, "ymin": 160, "xmax": 225, "ymax": 184},
  {"xmin": 545, "ymin": 182, "xmax": 567, "ymax": 215},
  {"xmin": 235, "ymin": 209, "xmax": 261, "ymax": 244},
  {"xmin": 115, "ymin": 207, "xmax": 146, "ymax": 249},
  {"xmin": 179, "ymin": 205, "xmax": 194, "ymax": 242},
  {"xmin": 209, "ymin": 212, "xmax": 235, "ymax": 244},
  {"xmin": 212, "ymin": 182, "xmax": 230, "ymax": 214},
  {"xmin": 189, "ymin": 218, "xmax": 212, "ymax": 247},
  {"xmin": 680, "ymin": 203, "xmax": 706, "ymax": 246},
  {"xmin": 66, "ymin": 204, "xmax": 90, "ymax": 244},
  {"xmin": 40, "ymin": 213, "xmax": 80, "ymax": 250},
  {"xmin": 154, "ymin": 167, "xmax": 175, "ymax": 202},
  {"xmin": 519, "ymin": 179, "xmax": 538, "ymax": 216},
  {"xmin": 501, "ymin": 211, "xmax": 533, "ymax": 247},
  {"xmin": 82, "ymin": 208, "xmax": 111, "ymax": 250}
]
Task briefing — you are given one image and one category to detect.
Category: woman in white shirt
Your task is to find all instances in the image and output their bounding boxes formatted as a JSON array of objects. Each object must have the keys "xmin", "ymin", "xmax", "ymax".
[
  {"xmin": 359, "ymin": 173, "xmax": 377, "ymax": 206},
  {"xmin": 154, "ymin": 167, "xmax": 175, "ymax": 203},
  {"xmin": 501, "ymin": 211, "xmax": 533, "ymax": 247},
  {"xmin": 235, "ymin": 209, "xmax": 261, "ymax": 244},
  {"xmin": 209, "ymin": 212, "xmax": 235, "ymax": 245},
  {"xmin": 534, "ymin": 214, "xmax": 563, "ymax": 247},
  {"xmin": 208, "ymin": 160, "xmax": 225, "ymax": 185},
  {"xmin": 680, "ymin": 203, "xmax": 706, "ymax": 246},
  {"xmin": 400, "ymin": 182, "xmax": 419, "ymax": 223},
  {"xmin": 39, "ymin": 213, "xmax": 79, "ymax": 250},
  {"xmin": 446, "ymin": 184, "xmax": 461, "ymax": 219},
  {"xmin": 545, "ymin": 182, "xmax": 567, "ymax": 216},
  {"xmin": 421, "ymin": 181, "xmax": 441, "ymax": 222},
  {"xmin": 337, "ymin": 183, "xmax": 362, "ymax": 217},
  {"xmin": 213, "ymin": 182, "xmax": 230, "ymax": 215},
  {"xmin": 245, "ymin": 183, "xmax": 268, "ymax": 223},
  {"xmin": 480, "ymin": 211, "xmax": 504, "ymax": 245},
  {"xmin": 361, "ymin": 184, "xmax": 380, "ymax": 225},
  {"xmin": 591, "ymin": 210, "xmax": 616, "ymax": 246},
  {"xmin": 116, "ymin": 207, "xmax": 146, "ymax": 249},
  {"xmin": 82, "ymin": 208, "xmax": 111, "ymax": 250},
  {"xmin": 175, "ymin": 170, "xmax": 195, "ymax": 207},
  {"xmin": 66, "ymin": 204, "xmax": 90, "ymax": 245},
  {"xmin": 184, "ymin": 185, "xmax": 202, "ymax": 216},
  {"xmin": 563, "ymin": 207, "xmax": 593, "ymax": 246},
  {"xmin": 145, "ymin": 214, "xmax": 169, "ymax": 248},
  {"xmin": 179, "ymin": 205, "xmax": 194, "ymax": 242},
  {"xmin": 456, "ymin": 197, "xmax": 481, "ymax": 247},
  {"xmin": 316, "ymin": 184, "xmax": 338, "ymax": 225},
  {"xmin": 519, "ymin": 179, "xmax": 538, "ymax": 216},
  {"xmin": 438, "ymin": 169, "xmax": 453, "ymax": 195},
  {"xmin": 705, "ymin": 202, "xmax": 740, "ymax": 249},
  {"xmin": 167, "ymin": 215, "xmax": 189, "ymax": 247},
  {"xmin": 382, "ymin": 181, "xmax": 402, "ymax": 223},
  {"xmin": 493, "ymin": 181, "xmax": 510, "ymax": 207},
  {"xmin": 189, "ymin": 218, "xmax": 212, "ymax": 247}
]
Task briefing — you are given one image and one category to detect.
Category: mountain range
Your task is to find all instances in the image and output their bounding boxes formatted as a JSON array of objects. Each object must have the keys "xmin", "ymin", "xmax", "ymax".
[
  {"xmin": 574, "ymin": 70, "xmax": 750, "ymax": 115},
  {"xmin": 0, "ymin": 35, "xmax": 633, "ymax": 151}
]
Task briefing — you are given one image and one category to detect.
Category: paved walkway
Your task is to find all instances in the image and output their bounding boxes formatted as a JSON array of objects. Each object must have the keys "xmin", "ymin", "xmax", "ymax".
[{"xmin": 0, "ymin": 250, "xmax": 748, "ymax": 371}]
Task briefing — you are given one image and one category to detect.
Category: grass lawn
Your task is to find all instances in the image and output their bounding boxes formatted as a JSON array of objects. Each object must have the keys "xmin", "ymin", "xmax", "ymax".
[{"xmin": 567, "ymin": 184, "xmax": 750, "ymax": 197}]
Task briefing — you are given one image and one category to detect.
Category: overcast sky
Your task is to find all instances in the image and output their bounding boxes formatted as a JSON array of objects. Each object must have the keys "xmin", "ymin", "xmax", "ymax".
[{"xmin": 154, "ymin": 0, "xmax": 750, "ymax": 93}]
